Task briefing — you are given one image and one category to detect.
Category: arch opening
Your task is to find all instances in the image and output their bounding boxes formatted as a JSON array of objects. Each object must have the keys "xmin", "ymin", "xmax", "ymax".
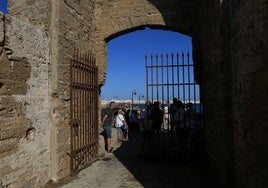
[
  {"xmin": 99, "ymin": 27, "xmax": 212, "ymax": 188},
  {"xmin": 101, "ymin": 27, "xmax": 194, "ymax": 103}
]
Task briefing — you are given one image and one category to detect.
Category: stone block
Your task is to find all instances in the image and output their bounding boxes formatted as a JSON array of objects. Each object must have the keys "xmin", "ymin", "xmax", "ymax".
[
  {"xmin": 0, "ymin": 48, "xmax": 31, "ymax": 95},
  {"xmin": 0, "ymin": 118, "xmax": 27, "ymax": 139},
  {"xmin": 0, "ymin": 137, "xmax": 20, "ymax": 158},
  {"xmin": 0, "ymin": 96, "xmax": 27, "ymax": 117},
  {"xmin": 0, "ymin": 165, "xmax": 17, "ymax": 178},
  {"xmin": 9, "ymin": 0, "xmax": 51, "ymax": 31}
]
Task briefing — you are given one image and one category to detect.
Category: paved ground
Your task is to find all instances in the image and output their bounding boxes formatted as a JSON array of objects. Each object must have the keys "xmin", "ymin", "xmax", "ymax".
[{"xmin": 46, "ymin": 131, "xmax": 218, "ymax": 188}]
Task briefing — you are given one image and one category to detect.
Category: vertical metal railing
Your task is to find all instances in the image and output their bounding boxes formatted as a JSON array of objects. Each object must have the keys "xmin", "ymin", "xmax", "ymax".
[
  {"xmin": 145, "ymin": 51, "xmax": 202, "ymax": 161},
  {"xmin": 146, "ymin": 52, "xmax": 200, "ymax": 105},
  {"xmin": 70, "ymin": 48, "xmax": 99, "ymax": 176},
  {"xmin": 145, "ymin": 51, "xmax": 202, "ymax": 123}
]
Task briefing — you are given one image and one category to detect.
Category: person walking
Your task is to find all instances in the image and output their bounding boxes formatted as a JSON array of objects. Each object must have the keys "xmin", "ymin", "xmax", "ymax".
[
  {"xmin": 114, "ymin": 109, "xmax": 129, "ymax": 141},
  {"xmin": 169, "ymin": 98, "xmax": 178, "ymax": 132},
  {"xmin": 174, "ymin": 100, "xmax": 186, "ymax": 156},
  {"xmin": 150, "ymin": 101, "xmax": 164, "ymax": 137},
  {"xmin": 163, "ymin": 101, "xmax": 170, "ymax": 130},
  {"xmin": 101, "ymin": 101, "xmax": 116, "ymax": 153},
  {"xmin": 139, "ymin": 101, "xmax": 153, "ymax": 157}
]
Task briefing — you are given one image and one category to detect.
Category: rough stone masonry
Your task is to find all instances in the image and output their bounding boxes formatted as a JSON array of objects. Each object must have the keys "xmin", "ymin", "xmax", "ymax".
[{"xmin": 0, "ymin": 0, "xmax": 267, "ymax": 188}]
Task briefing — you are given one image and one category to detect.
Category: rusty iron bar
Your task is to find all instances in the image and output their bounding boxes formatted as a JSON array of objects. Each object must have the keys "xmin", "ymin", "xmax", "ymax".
[{"xmin": 70, "ymin": 48, "xmax": 98, "ymax": 176}]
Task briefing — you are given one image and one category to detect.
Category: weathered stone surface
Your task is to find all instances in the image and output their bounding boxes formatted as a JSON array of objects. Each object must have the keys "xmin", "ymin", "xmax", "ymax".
[
  {"xmin": 196, "ymin": 1, "xmax": 268, "ymax": 188},
  {"xmin": 0, "ymin": 165, "xmax": 17, "ymax": 178},
  {"xmin": 0, "ymin": 96, "xmax": 28, "ymax": 145},
  {"xmin": 94, "ymin": 0, "xmax": 198, "ymax": 85},
  {"xmin": 0, "ymin": 0, "xmax": 267, "ymax": 188},
  {"xmin": 0, "ymin": 93, "xmax": 29, "ymax": 158},
  {"xmin": 8, "ymin": 0, "xmax": 51, "ymax": 31},
  {"xmin": 0, "ymin": 51, "xmax": 31, "ymax": 95},
  {"xmin": 0, "ymin": 13, "xmax": 4, "ymax": 44},
  {"xmin": 47, "ymin": 0, "xmax": 97, "ymax": 181},
  {"xmin": 0, "ymin": 14, "xmax": 50, "ymax": 187},
  {"xmin": 231, "ymin": 0, "xmax": 268, "ymax": 187},
  {"xmin": 0, "ymin": 138, "xmax": 20, "ymax": 158}
]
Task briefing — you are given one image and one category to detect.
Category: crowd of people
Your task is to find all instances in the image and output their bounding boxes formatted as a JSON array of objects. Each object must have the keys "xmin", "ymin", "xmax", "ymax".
[{"xmin": 101, "ymin": 99, "xmax": 202, "ymax": 159}]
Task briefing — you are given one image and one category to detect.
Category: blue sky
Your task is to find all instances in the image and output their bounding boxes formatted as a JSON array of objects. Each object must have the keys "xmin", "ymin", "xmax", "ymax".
[
  {"xmin": 0, "ymin": 1, "xmax": 193, "ymax": 101},
  {"xmin": 0, "ymin": 0, "xmax": 8, "ymax": 14},
  {"xmin": 104, "ymin": 29, "xmax": 192, "ymax": 100}
]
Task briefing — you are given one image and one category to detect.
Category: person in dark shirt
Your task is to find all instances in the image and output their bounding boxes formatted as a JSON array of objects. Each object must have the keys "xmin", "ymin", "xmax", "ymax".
[
  {"xmin": 151, "ymin": 101, "xmax": 164, "ymax": 136},
  {"xmin": 101, "ymin": 101, "xmax": 116, "ymax": 152}
]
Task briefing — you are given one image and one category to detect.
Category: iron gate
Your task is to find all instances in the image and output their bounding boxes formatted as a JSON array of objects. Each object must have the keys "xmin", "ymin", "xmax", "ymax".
[
  {"xmin": 145, "ymin": 52, "xmax": 201, "ymax": 109},
  {"xmin": 70, "ymin": 48, "xmax": 99, "ymax": 175},
  {"xmin": 145, "ymin": 52, "xmax": 202, "ymax": 161}
]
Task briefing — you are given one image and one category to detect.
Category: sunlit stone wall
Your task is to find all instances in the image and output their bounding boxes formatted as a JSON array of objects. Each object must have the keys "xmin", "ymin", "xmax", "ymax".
[
  {"xmin": 1, "ymin": 0, "xmax": 267, "ymax": 188},
  {"xmin": 0, "ymin": 13, "xmax": 50, "ymax": 187}
]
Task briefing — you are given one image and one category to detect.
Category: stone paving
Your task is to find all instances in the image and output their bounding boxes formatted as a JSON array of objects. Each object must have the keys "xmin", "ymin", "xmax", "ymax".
[{"xmin": 47, "ymin": 132, "xmax": 218, "ymax": 188}]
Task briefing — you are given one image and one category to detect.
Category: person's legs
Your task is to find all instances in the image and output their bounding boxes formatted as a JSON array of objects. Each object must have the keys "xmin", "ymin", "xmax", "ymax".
[
  {"xmin": 121, "ymin": 125, "xmax": 129, "ymax": 140},
  {"xmin": 107, "ymin": 138, "xmax": 111, "ymax": 150},
  {"xmin": 104, "ymin": 127, "xmax": 113, "ymax": 152},
  {"xmin": 107, "ymin": 127, "xmax": 113, "ymax": 152},
  {"xmin": 104, "ymin": 137, "xmax": 108, "ymax": 150},
  {"xmin": 125, "ymin": 126, "xmax": 129, "ymax": 140},
  {"xmin": 170, "ymin": 121, "xmax": 175, "ymax": 132}
]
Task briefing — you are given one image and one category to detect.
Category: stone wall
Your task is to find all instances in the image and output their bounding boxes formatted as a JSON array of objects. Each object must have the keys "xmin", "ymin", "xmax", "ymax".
[
  {"xmin": 1, "ymin": 0, "xmax": 267, "ymax": 187},
  {"xmin": 196, "ymin": 1, "xmax": 234, "ymax": 186},
  {"xmin": 231, "ymin": 0, "xmax": 268, "ymax": 187},
  {"xmin": 8, "ymin": 0, "xmax": 97, "ymax": 182},
  {"xmin": 49, "ymin": 0, "xmax": 97, "ymax": 181},
  {"xmin": 94, "ymin": 0, "xmax": 198, "ymax": 165},
  {"xmin": 196, "ymin": 0, "xmax": 268, "ymax": 187},
  {"xmin": 0, "ymin": 13, "xmax": 51, "ymax": 187},
  {"xmin": 94, "ymin": 0, "xmax": 197, "ymax": 85},
  {"xmin": 9, "ymin": 0, "xmax": 51, "ymax": 31}
]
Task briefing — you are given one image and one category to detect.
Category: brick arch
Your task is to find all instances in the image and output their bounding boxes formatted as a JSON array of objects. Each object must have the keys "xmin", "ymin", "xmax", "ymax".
[{"xmin": 94, "ymin": 0, "xmax": 197, "ymax": 85}]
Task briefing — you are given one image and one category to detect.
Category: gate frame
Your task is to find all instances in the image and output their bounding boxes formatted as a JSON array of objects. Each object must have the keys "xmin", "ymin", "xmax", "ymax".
[
  {"xmin": 145, "ymin": 52, "xmax": 202, "ymax": 131},
  {"xmin": 145, "ymin": 52, "xmax": 201, "ymax": 109},
  {"xmin": 69, "ymin": 48, "xmax": 99, "ymax": 176}
]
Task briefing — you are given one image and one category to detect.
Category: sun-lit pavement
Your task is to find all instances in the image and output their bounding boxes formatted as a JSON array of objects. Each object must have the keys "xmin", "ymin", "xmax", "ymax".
[
  {"xmin": 56, "ymin": 155, "xmax": 143, "ymax": 188},
  {"xmin": 48, "ymin": 132, "xmax": 218, "ymax": 188}
]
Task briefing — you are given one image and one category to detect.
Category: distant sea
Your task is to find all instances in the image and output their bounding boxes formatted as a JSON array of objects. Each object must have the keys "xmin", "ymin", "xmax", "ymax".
[{"xmin": 133, "ymin": 103, "xmax": 203, "ymax": 114}]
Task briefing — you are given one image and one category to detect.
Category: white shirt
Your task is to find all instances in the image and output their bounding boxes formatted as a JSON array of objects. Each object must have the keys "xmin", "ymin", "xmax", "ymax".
[
  {"xmin": 115, "ymin": 114, "xmax": 125, "ymax": 127},
  {"xmin": 164, "ymin": 106, "xmax": 169, "ymax": 118}
]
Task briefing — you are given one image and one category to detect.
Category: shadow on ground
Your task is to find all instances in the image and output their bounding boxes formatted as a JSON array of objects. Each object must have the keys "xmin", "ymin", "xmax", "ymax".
[
  {"xmin": 112, "ymin": 130, "xmax": 219, "ymax": 188},
  {"xmin": 44, "ymin": 130, "xmax": 219, "ymax": 188}
]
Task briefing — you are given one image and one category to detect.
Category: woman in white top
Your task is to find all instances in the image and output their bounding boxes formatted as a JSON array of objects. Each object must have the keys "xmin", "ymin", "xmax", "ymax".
[{"xmin": 115, "ymin": 110, "xmax": 128, "ymax": 140}]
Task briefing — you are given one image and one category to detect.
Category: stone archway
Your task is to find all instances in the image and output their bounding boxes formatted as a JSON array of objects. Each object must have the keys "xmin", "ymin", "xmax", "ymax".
[
  {"xmin": 2, "ymin": 0, "xmax": 267, "ymax": 187},
  {"xmin": 93, "ymin": 2, "xmax": 200, "ymax": 178},
  {"xmin": 93, "ymin": 0, "xmax": 198, "ymax": 85}
]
